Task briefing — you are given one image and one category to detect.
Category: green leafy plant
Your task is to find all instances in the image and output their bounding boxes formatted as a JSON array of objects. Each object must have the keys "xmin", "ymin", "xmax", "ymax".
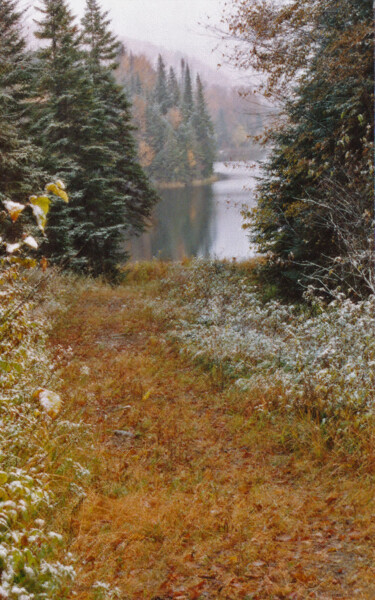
[{"xmin": 0, "ymin": 181, "xmax": 80, "ymax": 599}]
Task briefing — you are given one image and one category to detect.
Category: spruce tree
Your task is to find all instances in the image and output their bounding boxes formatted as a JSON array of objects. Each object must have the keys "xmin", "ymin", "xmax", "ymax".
[
  {"xmin": 80, "ymin": 0, "xmax": 158, "ymax": 275},
  {"xmin": 29, "ymin": 0, "xmax": 158, "ymax": 275},
  {"xmin": 154, "ymin": 54, "xmax": 170, "ymax": 114},
  {"xmin": 81, "ymin": 0, "xmax": 120, "ymax": 73},
  {"xmin": 192, "ymin": 75, "xmax": 216, "ymax": 177},
  {"xmin": 0, "ymin": 0, "xmax": 43, "ymax": 211},
  {"xmin": 182, "ymin": 64, "xmax": 194, "ymax": 117},
  {"xmin": 118, "ymin": 52, "xmax": 217, "ymax": 186},
  {"xmin": 168, "ymin": 67, "xmax": 180, "ymax": 106},
  {"xmin": 145, "ymin": 101, "xmax": 167, "ymax": 178},
  {"xmin": 30, "ymin": 0, "xmax": 94, "ymax": 266}
]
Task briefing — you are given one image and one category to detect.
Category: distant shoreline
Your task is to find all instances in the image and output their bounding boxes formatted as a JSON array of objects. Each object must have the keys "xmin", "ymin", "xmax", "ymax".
[{"xmin": 155, "ymin": 173, "xmax": 226, "ymax": 190}]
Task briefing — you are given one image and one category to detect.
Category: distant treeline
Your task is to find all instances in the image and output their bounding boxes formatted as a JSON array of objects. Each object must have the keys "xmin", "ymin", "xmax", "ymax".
[{"xmin": 118, "ymin": 52, "xmax": 216, "ymax": 184}]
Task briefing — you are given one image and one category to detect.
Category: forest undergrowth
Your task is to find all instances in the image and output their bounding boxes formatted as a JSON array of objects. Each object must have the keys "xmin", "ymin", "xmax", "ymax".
[{"xmin": 2, "ymin": 260, "xmax": 375, "ymax": 599}]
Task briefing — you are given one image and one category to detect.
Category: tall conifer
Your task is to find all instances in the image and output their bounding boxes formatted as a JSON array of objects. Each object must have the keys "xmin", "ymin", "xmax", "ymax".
[
  {"xmin": 31, "ymin": 0, "xmax": 93, "ymax": 266},
  {"xmin": 193, "ymin": 75, "xmax": 216, "ymax": 177},
  {"xmin": 182, "ymin": 64, "xmax": 194, "ymax": 117},
  {"xmin": 0, "ymin": 0, "xmax": 43, "ymax": 210},
  {"xmin": 154, "ymin": 54, "xmax": 169, "ymax": 114},
  {"xmin": 168, "ymin": 67, "xmax": 180, "ymax": 106},
  {"xmin": 80, "ymin": 0, "xmax": 158, "ymax": 275}
]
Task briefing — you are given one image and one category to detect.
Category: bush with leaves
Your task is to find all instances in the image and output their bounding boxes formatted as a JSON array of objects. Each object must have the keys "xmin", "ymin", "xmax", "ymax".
[{"xmin": 0, "ymin": 184, "xmax": 81, "ymax": 599}]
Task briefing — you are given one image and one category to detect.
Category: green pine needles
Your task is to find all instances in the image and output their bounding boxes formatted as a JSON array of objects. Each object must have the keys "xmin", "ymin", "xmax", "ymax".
[
  {"xmin": 0, "ymin": 0, "xmax": 44, "ymax": 209},
  {"xmin": 1, "ymin": 0, "xmax": 158, "ymax": 278}
]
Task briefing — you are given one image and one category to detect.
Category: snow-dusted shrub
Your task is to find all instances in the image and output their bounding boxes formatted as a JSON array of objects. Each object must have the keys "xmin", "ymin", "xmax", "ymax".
[
  {"xmin": 0, "ymin": 265, "xmax": 76, "ymax": 599},
  {"xmin": 167, "ymin": 260, "xmax": 375, "ymax": 417}
]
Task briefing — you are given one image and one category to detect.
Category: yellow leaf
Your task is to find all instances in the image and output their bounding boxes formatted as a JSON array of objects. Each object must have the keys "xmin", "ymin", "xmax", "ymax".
[
  {"xmin": 3, "ymin": 200, "xmax": 25, "ymax": 222},
  {"xmin": 30, "ymin": 195, "xmax": 50, "ymax": 214},
  {"xmin": 29, "ymin": 196, "xmax": 50, "ymax": 231},
  {"xmin": 0, "ymin": 487, "xmax": 8, "ymax": 501},
  {"xmin": 45, "ymin": 182, "xmax": 69, "ymax": 202},
  {"xmin": 30, "ymin": 204, "xmax": 47, "ymax": 231}
]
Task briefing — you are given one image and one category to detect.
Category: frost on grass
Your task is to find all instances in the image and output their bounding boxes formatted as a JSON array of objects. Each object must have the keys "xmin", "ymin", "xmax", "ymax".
[
  {"xmin": 166, "ymin": 260, "xmax": 375, "ymax": 417},
  {"xmin": 0, "ymin": 270, "xmax": 77, "ymax": 599}
]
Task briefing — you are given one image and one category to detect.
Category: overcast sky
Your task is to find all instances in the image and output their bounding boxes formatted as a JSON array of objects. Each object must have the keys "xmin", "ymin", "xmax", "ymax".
[{"xmin": 24, "ymin": 0, "xmax": 236, "ymax": 78}]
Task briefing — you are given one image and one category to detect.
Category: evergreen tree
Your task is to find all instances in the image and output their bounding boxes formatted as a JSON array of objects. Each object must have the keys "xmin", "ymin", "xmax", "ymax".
[
  {"xmin": 182, "ymin": 64, "xmax": 194, "ymax": 117},
  {"xmin": 155, "ymin": 125, "xmax": 181, "ymax": 182},
  {"xmin": 30, "ymin": 0, "xmax": 95, "ymax": 267},
  {"xmin": 0, "ymin": 0, "xmax": 43, "ymax": 213},
  {"xmin": 133, "ymin": 73, "xmax": 142, "ymax": 95},
  {"xmin": 192, "ymin": 75, "xmax": 216, "ymax": 177},
  {"xmin": 81, "ymin": 0, "xmax": 120, "ymax": 72},
  {"xmin": 145, "ymin": 101, "xmax": 167, "ymax": 178},
  {"xmin": 176, "ymin": 122, "xmax": 196, "ymax": 183},
  {"xmin": 180, "ymin": 58, "xmax": 185, "ymax": 83},
  {"xmin": 154, "ymin": 54, "xmax": 170, "ymax": 114},
  {"xmin": 29, "ymin": 0, "xmax": 157, "ymax": 276},
  {"xmin": 168, "ymin": 66, "xmax": 180, "ymax": 106},
  {"xmin": 118, "ymin": 51, "xmax": 218, "ymax": 186},
  {"xmin": 80, "ymin": 0, "xmax": 158, "ymax": 275}
]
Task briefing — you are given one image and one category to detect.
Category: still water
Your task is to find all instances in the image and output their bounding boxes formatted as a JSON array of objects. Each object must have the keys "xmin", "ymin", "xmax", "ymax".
[{"xmin": 128, "ymin": 161, "xmax": 260, "ymax": 262}]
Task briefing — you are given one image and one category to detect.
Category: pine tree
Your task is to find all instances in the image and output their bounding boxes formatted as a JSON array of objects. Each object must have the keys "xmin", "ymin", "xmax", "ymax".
[
  {"xmin": 192, "ymin": 75, "xmax": 216, "ymax": 177},
  {"xmin": 0, "ymin": 0, "xmax": 44, "ymax": 214},
  {"xmin": 182, "ymin": 64, "xmax": 194, "ymax": 117},
  {"xmin": 80, "ymin": 0, "xmax": 158, "ymax": 275},
  {"xmin": 168, "ymin": 66, "xmax": 180, "ymax": 106},
  {"xmin": 154, "ymin": 54, "xmax": 170, "ymax": 114},
  {"xmin": 30, "ymin": 0, "xmax": 94, "ymax": 266},
  {"xmin": 81, "ymin": 0, "xmax": 120, "ymax": 73}
]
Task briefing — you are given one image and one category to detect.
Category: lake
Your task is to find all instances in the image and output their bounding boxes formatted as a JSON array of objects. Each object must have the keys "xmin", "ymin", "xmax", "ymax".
[{"xmin": 128, "ymin": 161, "xmax": 261, "ymax": 262}]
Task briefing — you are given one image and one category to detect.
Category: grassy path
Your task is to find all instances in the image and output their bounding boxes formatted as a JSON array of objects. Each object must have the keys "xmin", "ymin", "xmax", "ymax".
[{"xmin": 50, "ymin": 276, "xmax": 375, "ymax": 599}]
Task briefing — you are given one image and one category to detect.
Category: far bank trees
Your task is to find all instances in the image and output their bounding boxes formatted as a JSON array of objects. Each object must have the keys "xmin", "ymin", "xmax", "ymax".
[{"xmin": 120, "ymin": 53, "xmax": 216, "ymax": 184}]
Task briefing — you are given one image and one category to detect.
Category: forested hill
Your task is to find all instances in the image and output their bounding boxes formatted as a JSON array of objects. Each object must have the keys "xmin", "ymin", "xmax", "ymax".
[
  {"xmin": 116, "ymin": 49, "xmax": 265, "ymax": 183},
  {"xmin": 116, "ymin": 51, "xmax": 216, "ymax": 184}
]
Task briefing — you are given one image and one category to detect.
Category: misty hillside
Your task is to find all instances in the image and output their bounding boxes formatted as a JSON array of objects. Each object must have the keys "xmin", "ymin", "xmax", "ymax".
[
  {"xmin": 117, "ymin": 41, "xmax": 266, "ymax": 163},
  {"xmin": 121, "ymin": 36, "xmax": 233, "ymax": 88}
]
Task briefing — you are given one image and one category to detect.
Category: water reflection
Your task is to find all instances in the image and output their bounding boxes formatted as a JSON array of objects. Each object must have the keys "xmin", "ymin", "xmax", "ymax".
[{"xmin": 128, "ymin": 161, "xmax": 259, "ymax": 261}]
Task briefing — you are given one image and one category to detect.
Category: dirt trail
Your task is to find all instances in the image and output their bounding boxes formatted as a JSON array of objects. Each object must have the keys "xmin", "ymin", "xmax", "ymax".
[{"xmin": 51, "ymin": 283, "xmax": 375, "ymax": 599}]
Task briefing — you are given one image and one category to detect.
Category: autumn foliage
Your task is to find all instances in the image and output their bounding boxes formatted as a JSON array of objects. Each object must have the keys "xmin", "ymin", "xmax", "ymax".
[{"xmin": 225, "ymin": 0, "xmax": 374, "ymax": 296}]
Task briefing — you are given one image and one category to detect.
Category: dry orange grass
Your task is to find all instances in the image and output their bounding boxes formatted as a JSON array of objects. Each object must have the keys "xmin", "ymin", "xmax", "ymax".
[{"xmin": 49, "ymin": 264, "xmax": 375, "ymax": 599}]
